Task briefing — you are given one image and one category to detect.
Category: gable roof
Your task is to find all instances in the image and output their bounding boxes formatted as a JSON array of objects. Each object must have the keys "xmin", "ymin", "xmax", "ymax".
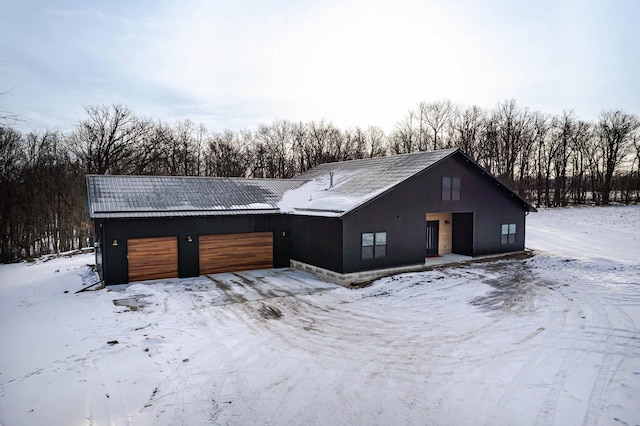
[
  {"xmin": 86, "ymin": 148, "xmax": 536, "ymax": 219},
  {"xmin": 277, "ymin": 148, "xmax": 459, "ymax": 216},
  {"xmin": 86, "ymin": 175, "xmax": 305, "ymax": 219}
]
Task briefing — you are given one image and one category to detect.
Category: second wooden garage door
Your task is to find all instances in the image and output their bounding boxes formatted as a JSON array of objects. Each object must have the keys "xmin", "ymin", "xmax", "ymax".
[
  {"xmin": 199, "ymin": 232, "xmax": 273, "ymax": 275},
  {"xmin": 128, "ymin": 236, "xmax": 179, "ymax": 282}
]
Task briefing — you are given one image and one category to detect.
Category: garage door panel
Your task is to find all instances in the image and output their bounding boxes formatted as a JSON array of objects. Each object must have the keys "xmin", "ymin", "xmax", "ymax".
[
  {"xmin": 128, "ymin": 236, "xmax": 179, "ymax": 282},
  {"xmin": 199, "ymin": 232, "xmax": 273, "ymax": 275}
]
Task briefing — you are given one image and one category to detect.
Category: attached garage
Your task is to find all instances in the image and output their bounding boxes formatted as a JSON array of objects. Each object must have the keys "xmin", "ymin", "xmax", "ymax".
[
  {"xmin": 86, "ymin": 150, "xmax": 536, "ymax": 286},
  {"xmin": 199, "ymin": 232, "xmax": 273, "ymax": 275},
  {"xmin": 128, "ymin": 236, "xmax": 179, "ymax": 282}
]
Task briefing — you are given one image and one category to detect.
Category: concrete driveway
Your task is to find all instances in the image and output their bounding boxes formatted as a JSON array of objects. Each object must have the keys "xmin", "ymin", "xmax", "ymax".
[{"xmin": 114, "ymin": 268, "xmax": 340, "ymax": 309}]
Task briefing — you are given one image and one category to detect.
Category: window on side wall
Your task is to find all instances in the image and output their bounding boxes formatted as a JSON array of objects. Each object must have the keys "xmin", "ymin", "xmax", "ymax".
[
  {"xmin": 362, "ymin": 232, "xmax": 387, "ymax": 259},
  {"xmin": 501, "ymin": 224, "xmax": 516, "ymax": 244},
  {"xmin": 442, "ymin": 177, "xmax": 461, "ymax": 201}
]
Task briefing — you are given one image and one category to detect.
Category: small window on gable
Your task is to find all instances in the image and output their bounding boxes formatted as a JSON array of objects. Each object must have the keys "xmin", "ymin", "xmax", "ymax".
[
  {"xmin": 501, "ymin": 224, "xmax": 516, "ymax": 244},
  {"xmin": 362, "ymin": 232, "xmax": 387, "ymax": 260},
  {"xmin": 442, "ymin": 177, "xmax": 461, "ymax": 201}
]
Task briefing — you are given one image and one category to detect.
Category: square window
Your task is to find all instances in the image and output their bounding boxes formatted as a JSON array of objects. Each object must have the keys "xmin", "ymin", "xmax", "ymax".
[
  {"xmin": 362, "ymin": 232, "xmax": 387, "ymax": 260},
  {"xmin": 442, "ymin": 176, "xmax": 461, "ymax": 201}
]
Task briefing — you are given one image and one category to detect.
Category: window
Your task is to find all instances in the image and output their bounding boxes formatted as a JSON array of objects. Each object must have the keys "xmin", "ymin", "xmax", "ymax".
[
  {"xmin": 501, "ymin": 224, "xmax": 516, "ymax": 244},
  {"xmin": 442, "ymin": 177, "xmax": 461, "ymax": 201},
  {"xmin": 362, "ymin": 232, "xmax": 387, "ymax": 259}
]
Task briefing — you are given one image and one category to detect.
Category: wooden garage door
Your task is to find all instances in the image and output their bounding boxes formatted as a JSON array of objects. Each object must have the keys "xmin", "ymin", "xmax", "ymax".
[
  {"xmin": 199, "ymin": 232, "xmax": 273, "ymax": 275},
  {"xmin": 127, "ymin": 237, "xmax": 179, "ymax": 282}
]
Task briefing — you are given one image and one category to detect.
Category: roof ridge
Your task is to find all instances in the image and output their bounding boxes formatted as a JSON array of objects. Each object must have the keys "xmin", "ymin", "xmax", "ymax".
[
  {"xmin": 86, "ymin": 174, "xmax": 299, "ymax": 182},
  {"xmin": 312, "ymin": 147, "xmax": 458, "ymax": 167}
]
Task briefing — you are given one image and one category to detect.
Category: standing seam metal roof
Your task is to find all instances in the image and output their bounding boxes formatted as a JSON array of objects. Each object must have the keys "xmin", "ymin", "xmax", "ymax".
[
  {"xmin": 86, "ymin": 148, "xmax": 535, "ymax": 219},
  {"xmin": 86, "ymin": 175, "xmax": 306, "ymax": 219}
]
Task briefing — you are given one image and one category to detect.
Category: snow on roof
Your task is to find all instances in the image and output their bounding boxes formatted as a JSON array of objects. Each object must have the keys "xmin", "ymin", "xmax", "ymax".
[
  {"xmin": 87, "ymin": 148, "xmax": 531, "ymax": 220},
  {"xmin": 86, "ymin": 175, "xmax": 306, "ymax": 219},
  {"xmin": 278, "ymin": 148, "xmax": 458, "ymax": 216}
]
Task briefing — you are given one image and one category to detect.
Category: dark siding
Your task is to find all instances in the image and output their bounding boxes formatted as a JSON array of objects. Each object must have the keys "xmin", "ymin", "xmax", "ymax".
[
  {"xmin": 290, "ymin": 216, "xmax": 343, "ymax": 272},
  {"xmin": 413, "ymin": 154, "xmax": 527, "ymax": 255},
  {"xmin": 342, "ymin": 190, "xmax": 426, "ymax": 273},
  {"xmin": 340, "ymin": 152, "xmax": 528, "ymax": 273},
  {"xmin": 97, "ymin": 152, "xmax": 529, "ymax": 283},
  {"xmin": 100, "ymin": 214, "xmax": 290, "ymax": 285}
]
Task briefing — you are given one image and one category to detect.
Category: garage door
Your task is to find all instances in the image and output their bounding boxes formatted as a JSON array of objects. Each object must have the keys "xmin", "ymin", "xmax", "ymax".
[
  {"xmin": 128, "ymin": 236, "xmax": 179, "ymax": 282},
  {"xmin": 199, "ymin": 232, "xmax": 273, "ymax": 275}
]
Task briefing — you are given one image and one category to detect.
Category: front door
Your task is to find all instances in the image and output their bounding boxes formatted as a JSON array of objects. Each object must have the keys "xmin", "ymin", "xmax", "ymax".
[{"xmin": 426, "ymin": 220, "xmax": 439, "ymax": 257}]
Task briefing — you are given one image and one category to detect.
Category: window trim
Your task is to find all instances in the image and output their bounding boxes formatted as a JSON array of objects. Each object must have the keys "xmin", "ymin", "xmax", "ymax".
[
  {"xmin": 362, "ymin": 231, "xmax": 387, "ymax": 260},
  {"xmin": 442, "ymin": 176, "xmax": 461, "ymax": 201},
  {"xmin": 501, "ymin": 223, "xmax": 516, "ymax": 245}
]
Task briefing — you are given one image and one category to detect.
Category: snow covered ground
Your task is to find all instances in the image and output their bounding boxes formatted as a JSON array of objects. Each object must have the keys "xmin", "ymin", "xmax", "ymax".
[{"xmin": 1, "ymin": 206, "xmax": 639, "ymax": 425}]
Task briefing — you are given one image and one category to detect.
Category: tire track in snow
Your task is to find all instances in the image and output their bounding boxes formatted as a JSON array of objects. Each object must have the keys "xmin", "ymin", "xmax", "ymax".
[
  {"xmin": 130, "ymin": 286, "xmax": 241, "ymax": 425},
  {"xmin": 581, "ymin": 287, "xmax": 636, "ymax": 426}
]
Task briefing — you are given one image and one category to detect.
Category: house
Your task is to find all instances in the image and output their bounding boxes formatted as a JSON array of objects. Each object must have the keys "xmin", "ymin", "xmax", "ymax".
[{"xmin": 86, "ymin": 148, "xmax": 536, "ymax": 286}]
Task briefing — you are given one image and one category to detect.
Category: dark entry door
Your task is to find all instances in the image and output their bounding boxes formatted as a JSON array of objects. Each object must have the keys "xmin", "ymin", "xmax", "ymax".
[{"xmin": 426, "ymin": 220, "xmax": 439, "ymax": 257}]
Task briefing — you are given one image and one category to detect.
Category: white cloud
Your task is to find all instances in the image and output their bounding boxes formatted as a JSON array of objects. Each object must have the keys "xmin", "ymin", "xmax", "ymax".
[{"xmin": 1, "ymin": 0, "xmax": 639, "ymax": 132}]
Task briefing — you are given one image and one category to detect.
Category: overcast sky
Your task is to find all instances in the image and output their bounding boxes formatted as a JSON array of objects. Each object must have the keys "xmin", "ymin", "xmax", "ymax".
[{"xmin": 1, "ymin": 0, "xmax": 638, "ymax": 134}]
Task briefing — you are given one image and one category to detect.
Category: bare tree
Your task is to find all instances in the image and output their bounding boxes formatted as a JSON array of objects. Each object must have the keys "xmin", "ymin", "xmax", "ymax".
[
  {"xmin": 205, "ymin": 130, "xmax": 249, "ymax": 177},
  {"xmin": 419, "ymin": 100, "xmax": 456, "ymax": 150},
  {"xmin": 548, "ymin": 110, "xmax": 576, "ymax": 206},
  {"xmin": 593, "ymin": 110, "xmax": 639, "ymax": 204},
  {"xmin": 0, "ymin": 126, "xmax": 23, "ymax": 261},
  {"xmin": 365, "ymin": 126, "xmax": 387, "ymax": 158},
  {"xmin": 452, "ymin": 105, "xmax": 486, "ymax": 162},
  {"xmin": 631, "ymin": 132, "xmax": 640, "ymax": 202},
  {"xmin": 390, "ymin": 111, "xmax": 418, "ymax": 154},
  {"xmin": 251, "ymin": 120, "xmax": 294, "ymax": 178},
  {"xmin": 486, "ymin": 99, "xmax": 531, "ymax": 188},
  {"xmin": 567, "ymin": 120, "xmax": 591, "ymax": 204},
  {"xmin": 68, "ymin": 104, "xmax": 150, "ymax": 174}
]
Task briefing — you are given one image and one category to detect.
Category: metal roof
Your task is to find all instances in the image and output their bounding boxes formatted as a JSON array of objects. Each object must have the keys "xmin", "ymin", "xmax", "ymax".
[
  {"xmin": 86, "ymin": 175, "xmax": 306, "ymax": 219},
  {"xmin": 278, "ymin": 148, "xmax": 459, "ymax": 216},
  {"xmin": 86, "ymin": 148, "xmax": 535, "ymax": 219}
]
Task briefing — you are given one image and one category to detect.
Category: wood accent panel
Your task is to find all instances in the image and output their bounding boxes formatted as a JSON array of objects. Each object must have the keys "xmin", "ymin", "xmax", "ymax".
[
  {"xmin": 199, "ymin": 232, "xmax": 273, "ymax": 275},
  {"xmin": 127, "ymin": 237, "xmax": 179, "ymax": 282},
  {"xmin": 426, "ymin": 213, "xmax": 453, "ymax": 255}
]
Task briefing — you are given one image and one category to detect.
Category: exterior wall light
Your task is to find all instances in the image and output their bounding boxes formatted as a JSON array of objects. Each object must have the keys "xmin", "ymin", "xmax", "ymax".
[
  {"xmin": 186, "ymin": 236, "xmax": 193, "ymax": 242},
  {"xmin": 112, "ymin": 239, "xmax": 118, "ymax": 246}
]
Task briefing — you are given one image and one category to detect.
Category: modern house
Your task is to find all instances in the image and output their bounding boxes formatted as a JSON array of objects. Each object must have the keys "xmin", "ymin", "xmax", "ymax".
[{"xmin": 86, "ymin": 148, "xmax": 536, "ymax": 286}]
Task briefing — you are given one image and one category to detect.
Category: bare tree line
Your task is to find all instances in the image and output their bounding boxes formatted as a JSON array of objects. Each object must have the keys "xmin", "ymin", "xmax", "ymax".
[{"xmin": 1, "ymin": 100, "xmax": 639, "ymax": 261}]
